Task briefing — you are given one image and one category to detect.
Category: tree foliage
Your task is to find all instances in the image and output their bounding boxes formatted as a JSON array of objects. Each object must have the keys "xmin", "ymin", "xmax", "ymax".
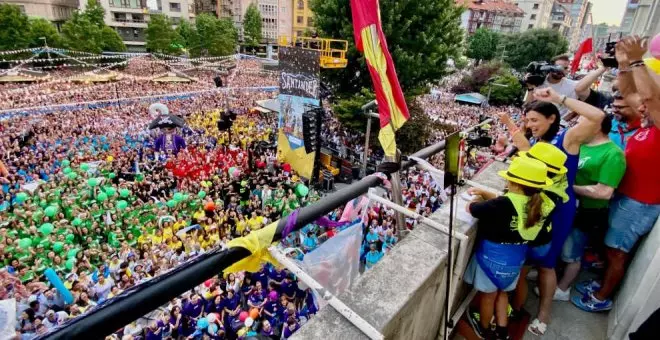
[
  {"xmin": 195, "ymin": 14, "xmax": 238, "ymax": 56},
  {"xmin": 146, "ymin": 14, "xmax": 182, "ymax": 54},
  {"xmin": 479, "ymin": 73, "xmax": 522, "ymax": 106},
  {"xmin": 466, "ymin": 28, "xmax": 500, "ymax": 63},
  {"xmin": 176, "ymin": 20, "xmax": 200, "ymax": 56},
  {"xmin": 396, "ymin": 99, "xmax": 437, "ymax": 154},
  {"xmin": 333, "ymin": 88, "xmax": 376, "ymax": 131},
  {"xmin": 243, "ymin": 3, "xmax": 263, "ymax": 46},
  {"xmin": 0, "ymin": 4, "xmax": 30, "ymax": 51},
  {"xmin": 28, "ymin": 18, "xmax": 62, "ymax": 48},
  {"xmin": 61, "ymin": 3, "xmax": 125, "ymax": 53},
  {"xmin": 311, "ymin": 0, "xmax": 464, "ymax": 96},
  {"xmin": 503, "ymin": 29, "xmax": 568, "ymax": 69}
]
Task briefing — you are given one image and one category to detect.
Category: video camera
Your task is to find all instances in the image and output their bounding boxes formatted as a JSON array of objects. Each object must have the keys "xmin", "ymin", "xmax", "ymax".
[
  {"xmin": 522, "ymin": 61, "xmax": 565, "ymax": 87},
  {"xmin": 465, "ymin": 115, "xmax": 493, "ymax": 148}
]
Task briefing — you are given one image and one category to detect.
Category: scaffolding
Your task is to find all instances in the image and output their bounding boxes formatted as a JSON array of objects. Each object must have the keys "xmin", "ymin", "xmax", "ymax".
[{"xmin": 278, "ymin": 36, "xmax": 348, "ymax": 69}]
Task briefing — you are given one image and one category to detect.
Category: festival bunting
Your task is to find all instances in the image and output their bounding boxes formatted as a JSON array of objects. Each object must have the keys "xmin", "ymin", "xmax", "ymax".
[{"xmin": 350, "ymin": 0, "xmax": 410, "ymax": 157}]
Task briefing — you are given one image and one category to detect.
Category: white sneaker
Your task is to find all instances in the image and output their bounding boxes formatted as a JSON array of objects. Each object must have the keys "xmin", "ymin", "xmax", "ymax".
[
  {"xmin": 533, "ymin": 286, "xmax": 571, "ymax": 301},
  {"xmin": 527, "ymin": 268, "xmax": 539, "ymax": 281}
]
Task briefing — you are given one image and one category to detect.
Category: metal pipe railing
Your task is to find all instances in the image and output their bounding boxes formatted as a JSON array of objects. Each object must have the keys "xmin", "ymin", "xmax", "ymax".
[{"xmin": 42, "ymin": 139, "xmax": 447, "ymax": 340}]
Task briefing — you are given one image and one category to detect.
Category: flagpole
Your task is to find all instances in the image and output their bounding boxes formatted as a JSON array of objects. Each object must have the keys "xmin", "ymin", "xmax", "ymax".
[{"xmin": 589, "ymin": 12, "xmax": 596, "ymax": 60}]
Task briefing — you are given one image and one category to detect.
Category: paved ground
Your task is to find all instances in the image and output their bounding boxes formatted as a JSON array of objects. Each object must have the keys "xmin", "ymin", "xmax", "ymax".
[{"xmin": 521, "ymin": 271, "xmax": 609, "ymax": 340}]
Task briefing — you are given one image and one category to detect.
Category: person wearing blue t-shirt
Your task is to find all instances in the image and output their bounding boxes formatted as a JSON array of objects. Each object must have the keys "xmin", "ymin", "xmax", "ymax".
[
  {"xmin": 365, "ymin": 243, "xmax": 384, "ymax": 269},
  {"xmin": 609, "ymin": 92, "xmax": 642, "ymax": 150}
]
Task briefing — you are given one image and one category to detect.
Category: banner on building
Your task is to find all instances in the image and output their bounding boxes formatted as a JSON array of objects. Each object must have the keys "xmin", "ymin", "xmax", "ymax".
[{"xmin": 277, "ymin": 47, "xmax": 321, "ymax": 178}]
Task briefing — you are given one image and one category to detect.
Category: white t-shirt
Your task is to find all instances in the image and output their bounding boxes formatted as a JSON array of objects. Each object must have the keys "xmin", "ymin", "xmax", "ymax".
[{"xmin": 541, "ymin": 77, "xmax": 578, "ymax": 117}]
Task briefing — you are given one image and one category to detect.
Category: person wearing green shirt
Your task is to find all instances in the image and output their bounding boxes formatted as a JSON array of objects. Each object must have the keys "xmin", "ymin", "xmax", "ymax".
[{"xmin": 555, "ymin": 115, "xmax": 626, "ymax": 300}]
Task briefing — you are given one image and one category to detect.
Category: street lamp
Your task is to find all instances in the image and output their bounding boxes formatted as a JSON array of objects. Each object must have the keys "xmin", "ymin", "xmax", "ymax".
[
  {"xmin": 39, "ymin": 37, "xmax": 51, "ymax": 61},
  {"xmin": 486, "ymin": 77, "xmax": 509, "ymax": 107}
]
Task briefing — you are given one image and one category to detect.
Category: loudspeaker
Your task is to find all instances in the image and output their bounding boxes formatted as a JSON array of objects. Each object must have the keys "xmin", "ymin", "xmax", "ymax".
[
  {"xmin": 302, "ymin": 111, "xmax": 317, "ymax": 154},
  {"xmin": 213, "ymin": 76, "xmax": 223, "ymax": 87}
]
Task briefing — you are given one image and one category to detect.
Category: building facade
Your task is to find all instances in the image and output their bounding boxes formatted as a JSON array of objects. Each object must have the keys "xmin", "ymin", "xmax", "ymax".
[
  {"xmin": 457, "ymin": 0, "xmax": 524, "ymax": 35},
  {"xmin": 80, "ymin": 0, "xmax": 194, "ymax": 51},
  {"xmin": 516, "ymin": 0, "xmax": 554, "ymax": 31},
  {"xmin": 619, "ymin": 0, "xmax": 660, "ymax": 38},
  {"xmin": 592, "ymin": 23, "xmax": 621, "ymax": 53},
  {"xmin": 1, "ymin": 0, "xmax": 78, "ymax": 29},
  {"xmin": 291, "ymin": 0, "xmax": 313, "ymax": 38},
  {"xmin": 550, "ymin": 2, "xmax": 572, "ymax": 38},
  {"xmin": 218, "ymin": 0, "xmax": 292, "ymax": 43},
  {"xmin": 556, "ymin": 0, "xmax": 591, "ymax": 51}
]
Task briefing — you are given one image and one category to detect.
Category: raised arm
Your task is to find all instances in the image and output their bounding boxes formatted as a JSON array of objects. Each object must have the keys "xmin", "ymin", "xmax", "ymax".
[
  {"xmin": 617, "ymin": 36, "xmax": 660, "ymax": 129},
  {"xmin": 575, "ymin": 66, "xmax": 607, "ymax": 100},
  {"xmin": 496, "ymin": 112, "xmax": 532, "ymax": 151},
  {"xmin": 533, "ymin": 87, "xmax": 605, "ymax": 154}
]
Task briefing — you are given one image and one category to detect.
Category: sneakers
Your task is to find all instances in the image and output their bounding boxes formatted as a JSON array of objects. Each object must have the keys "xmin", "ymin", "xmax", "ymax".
[
  {"xmin": 575, "ymin": 279, "xmax": 601, "ymax": 296},
  {"xmin": 533, "ymin": 286, "xmax": 571, "ymax": 301},
  {"xmin": 571, "ymin": 292, "xmax": 613, "ymax": 312},
  {"xmin": 466, "ymin": 307, "xmax": 488, "ymax": 339}
]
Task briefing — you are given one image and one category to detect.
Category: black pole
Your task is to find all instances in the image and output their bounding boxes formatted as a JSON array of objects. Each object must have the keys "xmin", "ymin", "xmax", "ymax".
[
  {"xmin": 42, "ymin": 139, "xmax": 447, "ymax": 340},
  {"xmin": 311, "ymin": 105, "xmax": 323, "ymax": 186},
  {"xmin": 444, "ymin": 179, "xmax": 456, "ymax": 339}
]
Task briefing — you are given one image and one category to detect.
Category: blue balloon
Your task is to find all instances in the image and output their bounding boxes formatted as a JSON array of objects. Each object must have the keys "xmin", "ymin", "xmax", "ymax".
[
  {"xmin": 197, "ymin": 318, "xmax": 209, "ymax": 330},
  {"xmin": 207, "ymin": 323, "xmax": 218, "ymax": 334},
  {"xmin": 44, "ymin": 268, "xmax": 74, "ymax": 305}
]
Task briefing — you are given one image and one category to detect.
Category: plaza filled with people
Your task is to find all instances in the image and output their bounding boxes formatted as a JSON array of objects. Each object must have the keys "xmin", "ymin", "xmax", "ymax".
[{"xmin": 1, "ymin": 31, "xmax": 660, "ymax": 340}]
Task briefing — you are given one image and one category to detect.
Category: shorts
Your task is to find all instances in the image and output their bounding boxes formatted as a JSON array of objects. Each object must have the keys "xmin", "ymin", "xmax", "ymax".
[
  {"xmin": 562, "ymin": 207, "xmax": 609, "ymax": 262},
  {"xmin": 605, "ymin": 194, "xmax": 660, "ymax": 253},
  {"xmin": 526, "ymin": 242, "xmax": 551, "ymax": 265},
  {"xmin": 464, "ymin": 254, "xmax": 520, "ymax": 293}
]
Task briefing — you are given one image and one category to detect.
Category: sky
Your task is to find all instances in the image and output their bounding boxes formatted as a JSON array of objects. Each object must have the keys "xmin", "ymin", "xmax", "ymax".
[{"xmin": 590, "ymin": 0, "xmax": 628, "ymax": 26}]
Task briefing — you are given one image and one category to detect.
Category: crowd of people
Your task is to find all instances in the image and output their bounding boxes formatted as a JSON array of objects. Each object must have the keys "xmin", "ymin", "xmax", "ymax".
[{"xmin": 460, "ymin": 36, "xmax": 660, "ymax": 340}]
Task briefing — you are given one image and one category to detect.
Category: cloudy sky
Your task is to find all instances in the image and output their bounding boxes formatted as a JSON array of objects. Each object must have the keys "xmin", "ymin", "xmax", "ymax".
[{"xmin": 590, "ymin": 0, "xmax": 628, "ymax": 26}]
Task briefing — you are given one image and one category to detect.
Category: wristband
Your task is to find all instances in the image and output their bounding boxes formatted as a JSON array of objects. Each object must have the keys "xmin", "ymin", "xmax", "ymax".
[
  {"xmin": 560, "ymin": 95, "xmax": 567, "ymax": 105},
  {"xmin": 629, "ymin": 60, "xmax": 645, "ymax": 67}
]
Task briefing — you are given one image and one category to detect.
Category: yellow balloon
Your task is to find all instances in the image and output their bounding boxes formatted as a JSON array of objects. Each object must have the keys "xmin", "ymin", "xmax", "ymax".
[
  {"xmin": 644, "ymin": 58, "xmax": 660, "ymax": 74},
  {"xmin": 107, "ymin": 156, "xmax": 114, "ymax": 162}
]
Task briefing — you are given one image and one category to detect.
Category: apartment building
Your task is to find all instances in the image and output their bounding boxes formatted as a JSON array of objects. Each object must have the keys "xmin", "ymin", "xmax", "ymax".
[
  {"xmin": 619, "ymin": 0, "xmax": 660, "ymax": 37},
  {"xmin": 80, "ymin": 0, "xmax": 194, "ymax": 52},
  {"xmin": 457, "ymin": 0, "xmax": 525, "ymax": 35},
  {"xmin": 218, "ymin": 0, "xmax": 285, "ymax": 42},
  {"xmin": 550, "ymin": 2, "xmax": 572, "ymax": 38},
  {"xmin": 556, "ymin": 0, "xmax": 591, "ymax": 50},
  {"xmin": 0, "ymin": 0, "xmax": 78, "ymax": 29},
  {"xmin": 291, "ymin": 0, "xmax": 313, "ymax": 38},
  {"xmin": 516, "ymin": 0, "xmax": 554, "ymax": 31}
]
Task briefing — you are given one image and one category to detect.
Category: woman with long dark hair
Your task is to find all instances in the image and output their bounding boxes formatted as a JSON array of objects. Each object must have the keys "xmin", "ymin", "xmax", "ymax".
[{"xmin": 497, "ymin": 87, "xmax": 605, "ymax": 335}]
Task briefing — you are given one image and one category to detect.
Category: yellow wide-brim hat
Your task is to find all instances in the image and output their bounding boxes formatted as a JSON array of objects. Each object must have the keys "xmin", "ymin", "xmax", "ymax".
[
  {"xmin": 498, "ymin": 156, "xmax": 553, "ymax": 189},
  {"xmin": 518, "ymin": 142, "xmax": 568, "ymax": 175}
]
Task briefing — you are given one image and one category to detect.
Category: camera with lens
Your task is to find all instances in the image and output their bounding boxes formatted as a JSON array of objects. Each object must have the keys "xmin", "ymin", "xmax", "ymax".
[
  {"xmin": 521, "ymin": 61, "xmax": 566, "ymax": 87},
  {"xmin": 466, "ymin": 115, "xmax": 493, "ymax": 148},
  {"xmin": 600, "ymin": 41, "xmax": 618, "ymax": 68}
]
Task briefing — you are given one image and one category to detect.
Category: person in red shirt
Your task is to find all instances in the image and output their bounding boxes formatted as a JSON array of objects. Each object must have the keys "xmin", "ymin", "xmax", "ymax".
[{"xmin": 573, "ymin": 36, "xmax": 660, "ymax": 312}]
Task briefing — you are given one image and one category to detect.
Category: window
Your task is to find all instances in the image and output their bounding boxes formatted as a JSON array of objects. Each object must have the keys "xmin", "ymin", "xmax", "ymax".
[
  {"xmin": 120, "ymin": 0, "xmax": 130, "ymax": 7},
  {"xmin": 133, "ymin": 29, "xmax": 139, "ymax": 38},
  {"xmin": 297, "ymin": 0, "xmax": 304, "ymax": 10},
  {"xmin": 171, "ymin": 17, "xmax": 181, "ymax": 24},
  {"xmin": 281, "ymin": 6, "xmax": 286, "ymax": 13},
  {"xmin": 297, "ymin": 16, "xmax": 304, "ymax": 24},
  {"xmin": 533, "ymin": 3, "xmax": 539, "ymax": 9},
  {"xmin": 528, "ymin": 24, "xmax": 534, "ymax": 29},
  {"xmin": 133, "ymin": 14, "xmax": 144, "ymax": 22},
  {"xmin": 169, "ymin": 2, "xmax": 181, "ymax": 12},
  {"xmin": 530, "ymin": 14, "xmax": 536, "ymax": 20}
]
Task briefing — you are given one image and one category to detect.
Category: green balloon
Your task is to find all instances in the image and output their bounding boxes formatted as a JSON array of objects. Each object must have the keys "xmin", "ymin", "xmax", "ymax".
[
  {"xmin": 198, "ymin": 191, "xmax": 207, "ymax": 199},
  {"xmin": 61, "ymin": 159, "xmax": 70, "ymax": 167},
  {"xmin": 65, "ymin": 258, "xmax": 76, "ymax": 270},
  {"xmin": 65, "ymin": 234, "xmax": 75, "ymax": 244},
  {"xmin": 80, "ymin": 163, "xmax": 90, "ymax": 171},
  {"xmin": 39, "ymin": 223, "xmax": 54, "ymax": 235},
  {"xmin": 136, "ymin": 174, "xmax": 144, "ymax": 182},
  {"xmin": 295, "ymin": 184, "xmax": 309, "ymax": 198},
  {"xmin": 117, "ymin": 200, "xmax": 128, "ymax": 210},
  {"xmin": 173, "ymin": 192, "xmax": 184, "ymax": 202},
  {"xmin": 45, "ymin": 206, "xmax": 58, "ymax": 218},
  {"xmin": 183, "ymin": 194, "xmax": 190, "ymax": 201},
  {"xmin": 97, "ymin": 192, "xmax": 108, "ymax": 202},
  {"xmin": 63, "ymin": 167, "xmax": 72, "ymax": 174},
  {"xmin": 72, "ymin": 218, "xmax": 82, "ymax": 226},
  {"xmin": 52, "ymin": 242, "xmax": 64, "ymax": 253},
  {"xmin": 15, "ymin": 192, "xmax": 28, "ymax": 203},
  {"xmin": 68, "ymin": 172, "xmax": 78, "ymax": 180},
  {"xmin": 67, "ymin": 248, "xmax": 79, "ymax": 259},
  {"xmin": 88, "ymin": 178, "xmax": 99, "ymax": 187},
  {"xmin": 108, "ymin": 172, "xmax": 116, "ymax": 179},
  {"xmin": 19, "ymin": 238, "xmax": 32, "ymax": 249},
  {"xmin": 167, "ymin": 200, "xmax": 177, "ymax": 208},
  {"xmin": 120, "ymin": 189, "xmax": 130, "ymax": 198},
  {"xmin": 105, "ymin": 187, "xmax": 116, "ymax": 196}
]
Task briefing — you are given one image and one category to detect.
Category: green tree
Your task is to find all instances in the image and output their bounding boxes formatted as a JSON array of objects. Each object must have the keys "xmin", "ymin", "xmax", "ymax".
[
  {"xmin": 195, "ymin": 14, "xmax": 237, "ymax": 56},
  {"xmin": 311, "ymin": 0, "xmax": 464, "ymax": 96},
  {"xmin": 503, "ymin": 29, "xmax": 569, "ymax": 69},
  {"xmin": 146, "ymin": 14, "xmax": 180, "ymax": 53},
  {"xmin": 243, "ymin": 3, "xmax": 262, "ymax": 46},
  {"xmin": 176, "ymin": 20, "xmax": 199, "ymax": 50},
  {"xmin": 466, "ymin": 28, "xmax": 500, "ymax": 64},
  {"xmin": 27, "ymin": 18, "xmax": 62, "ymax": 48},
  {"xmin": 84, "ymin": 0, "xmax": 105, "ymax": 27},
  {"xmin": 333, "ymin": 88, "xmax": 376, "ymax": 131},
  {"xmin": 100, "ymin": 26, "xmax": 126, "ymax": 52},
  {"xmin": 479, "ymin": 73, "xmax": 522, "ymax": 106},
  {"xmin": 396, "ymin": 100, "xmax": 436, "ymax": 154},
  {"xmin": 0, "ymin": 4, "xmax": 30, "ymax": 51},
  {"xmin": 61, "ymin": 12, "xmax": 104, "ymax": 53}
]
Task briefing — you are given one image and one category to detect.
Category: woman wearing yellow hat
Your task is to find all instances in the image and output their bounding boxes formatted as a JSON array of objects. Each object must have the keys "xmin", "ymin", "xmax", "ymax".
[{"xmin": 463, "ymin": 157, "xmax": 556, "ymax": 340}]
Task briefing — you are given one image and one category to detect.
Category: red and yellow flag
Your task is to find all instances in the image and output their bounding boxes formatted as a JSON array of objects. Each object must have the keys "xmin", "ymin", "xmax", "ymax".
[{"xmin": 350, "ymin": 0, "xmax": 409, "ymax": 157}]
